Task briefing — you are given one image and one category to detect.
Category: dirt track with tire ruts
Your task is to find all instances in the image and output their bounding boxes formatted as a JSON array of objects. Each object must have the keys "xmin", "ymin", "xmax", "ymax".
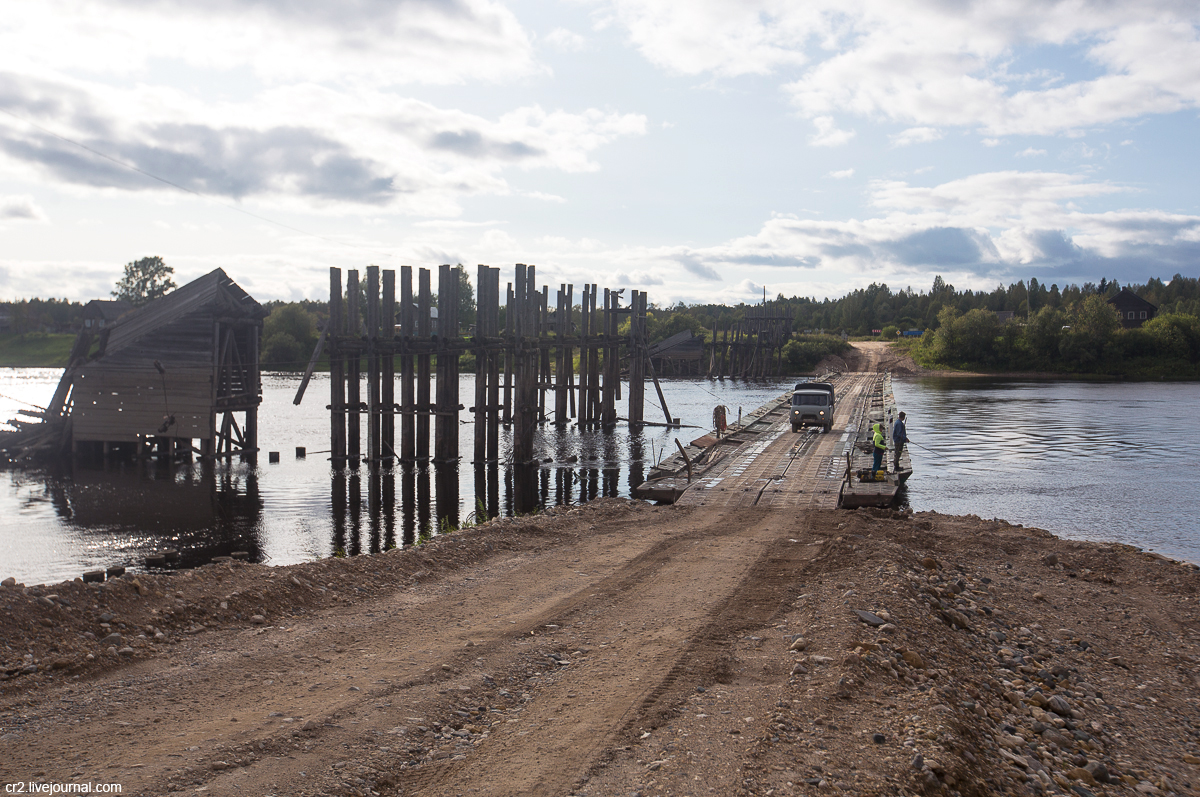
[{"xmin": 4, "ymin": 496, "xmax": 1200, "ymax": 797}]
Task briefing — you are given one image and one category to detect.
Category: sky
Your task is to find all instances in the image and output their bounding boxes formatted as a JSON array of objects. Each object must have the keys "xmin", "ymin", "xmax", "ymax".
[{"xmin": 1, "ymin": 0, "xmax": 1199, "ymax": 307}]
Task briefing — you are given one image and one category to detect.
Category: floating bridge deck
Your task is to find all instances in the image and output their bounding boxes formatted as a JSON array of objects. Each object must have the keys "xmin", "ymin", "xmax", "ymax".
[{"xmin": 635, "ymin": 372, "xmax": 912, "ymax": 509}]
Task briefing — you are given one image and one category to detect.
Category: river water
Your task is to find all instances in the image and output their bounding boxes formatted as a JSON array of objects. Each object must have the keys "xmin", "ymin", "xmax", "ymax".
[
  {"xmin": 892, "ymin": 377, "xmax": 1200, "ymax": 564},
  {"xmin": 0, "ymin": 370, "xmax": 792, "ymax": 584},
  {"xmin": 1, "ymin": 370, "xmax": 1196, "ymax": 584}
]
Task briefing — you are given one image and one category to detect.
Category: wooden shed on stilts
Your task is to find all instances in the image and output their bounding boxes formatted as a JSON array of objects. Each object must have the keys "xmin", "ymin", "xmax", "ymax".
[{"xmin": 59, "ymin": 268, "xmax": 267, "ymax": 463}]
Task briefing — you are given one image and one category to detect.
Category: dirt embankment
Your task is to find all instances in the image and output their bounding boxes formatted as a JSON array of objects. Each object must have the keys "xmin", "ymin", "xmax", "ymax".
[{"xmin": 2, "ymin": 501, "xmax": 1199, "ymax": 797}]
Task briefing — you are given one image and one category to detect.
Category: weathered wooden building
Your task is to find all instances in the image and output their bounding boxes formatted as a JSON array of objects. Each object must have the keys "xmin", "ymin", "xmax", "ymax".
[
  {"xmin": 647, "ymin": 330, "xmax": 705, "ymax": 375},
  {"xmin": 81, "ymin": 299, "xmax": 132, "ymax": 331},
  {"xmin": 64, "ymin": 269, "xmax": 267, "ymax": 460},
  {"xmin": 1107, "ymin": 287, "xmax": 1157, "ymax": 328}
]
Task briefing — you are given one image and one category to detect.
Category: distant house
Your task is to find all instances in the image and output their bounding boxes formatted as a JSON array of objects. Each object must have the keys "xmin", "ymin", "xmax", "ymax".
[
  {"xmin": 1107, "ymin": 288, "xmax": 1157, "ymax": 328},
  {"xmin": 994, "ymin": 310, "xmax": 1016, "ymax": 323},
  {"xmin": 82, "ymin": 299, "xmax": 132, "ymax": 330}
]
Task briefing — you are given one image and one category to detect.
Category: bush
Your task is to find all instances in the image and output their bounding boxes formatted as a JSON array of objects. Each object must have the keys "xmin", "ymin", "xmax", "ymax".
[
  {"xmin": 783, "ymin": 334, "xmax": 851, "ymax": 371},
  {"xmin": 261, "ymin": 332, "xmax": 304, "ymax": 370}
]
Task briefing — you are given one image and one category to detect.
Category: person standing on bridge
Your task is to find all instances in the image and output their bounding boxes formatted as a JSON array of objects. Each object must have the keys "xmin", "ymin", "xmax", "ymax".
[
  {"xmin": 892, "ymin": 411, "xmax": 907, "ymax": 470},
  {"xmin": 872, "ymin": 422, "xmax": 886, "ymax": 473}
]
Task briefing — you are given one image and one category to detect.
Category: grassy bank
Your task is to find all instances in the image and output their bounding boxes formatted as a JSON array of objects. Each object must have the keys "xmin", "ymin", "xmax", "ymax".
[{"xmin": 0, "ymin": 333, "xmax": 76, "ymax": 368}]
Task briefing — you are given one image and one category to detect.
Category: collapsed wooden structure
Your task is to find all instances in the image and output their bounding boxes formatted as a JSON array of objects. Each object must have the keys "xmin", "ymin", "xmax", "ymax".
[
  {"xmin": 0, "ymin": 269, "xmax": 267, "ymax": 462},
  {"xmin": 647, "ymin": 330, "xmax": 705, "ymax": 375},
  {"xmin": 308, "ymin": 264, "xmax": 677, "ymax": 469},
  {"xmin": 707, "ymin": 302, "xmax": 793, "ymax": 379}
]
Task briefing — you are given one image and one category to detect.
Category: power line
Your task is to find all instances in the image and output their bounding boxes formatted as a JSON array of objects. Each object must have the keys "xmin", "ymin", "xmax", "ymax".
[{"xmin": 0, "ymin": 107, "xmax": 397, "ymax": 260}]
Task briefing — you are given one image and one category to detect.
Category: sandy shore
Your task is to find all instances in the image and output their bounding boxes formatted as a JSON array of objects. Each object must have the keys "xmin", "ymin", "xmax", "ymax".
[{"xmin": 2, "ymin": 500, "xmax": 1199, "ymax": 797}]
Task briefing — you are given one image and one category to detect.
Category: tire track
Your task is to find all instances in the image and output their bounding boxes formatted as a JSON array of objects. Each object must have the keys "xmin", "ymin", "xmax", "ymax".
[{"xmin": 389, "ymin": 507, "xmax": 807, "ymax": 797}]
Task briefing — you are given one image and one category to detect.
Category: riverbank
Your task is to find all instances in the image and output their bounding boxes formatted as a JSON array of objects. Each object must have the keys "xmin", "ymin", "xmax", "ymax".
[
  {"xmin": 0, "ymin": 333, "xmax": 75, "ymax": 368},
  {"xmin": 3, "ymin": 500, "xmax": 1198, "ymax": 796}
]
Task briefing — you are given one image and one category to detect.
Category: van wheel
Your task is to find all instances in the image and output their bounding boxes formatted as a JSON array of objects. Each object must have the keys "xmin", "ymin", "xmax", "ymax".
[
  {"xmin": 824, "ymin": 422, "xmax": 832, "ymax": 433},
  {"xmin": 791, "ymin": 424, "xmax": 800, "ymax": 433}
]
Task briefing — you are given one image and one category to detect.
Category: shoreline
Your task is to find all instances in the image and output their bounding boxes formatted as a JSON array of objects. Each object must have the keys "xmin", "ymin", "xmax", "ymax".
[{"xmin": 3, "ymin": 501, "xmax": 1199, "ymax": 796}]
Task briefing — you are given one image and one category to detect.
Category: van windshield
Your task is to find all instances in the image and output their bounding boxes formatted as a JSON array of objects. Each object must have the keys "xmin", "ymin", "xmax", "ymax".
[{"xmin": 792, "ymin": 394, "xmax": 828, "ymax": 406}]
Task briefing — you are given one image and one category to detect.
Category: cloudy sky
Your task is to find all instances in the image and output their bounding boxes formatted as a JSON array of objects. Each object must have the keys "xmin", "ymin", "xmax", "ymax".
[{"xmin": 2, "ymin": 0, "xmax": 1199, "ymax": 306}]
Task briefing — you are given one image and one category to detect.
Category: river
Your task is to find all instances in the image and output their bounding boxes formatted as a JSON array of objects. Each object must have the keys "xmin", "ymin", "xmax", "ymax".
[
  {"xmin": 893, "ymin": 377, "xmax": 1200, "ymax": 564},
  {"xmin": 1, "ymin": 370, "xmax": 1196, "ymax": 584}
]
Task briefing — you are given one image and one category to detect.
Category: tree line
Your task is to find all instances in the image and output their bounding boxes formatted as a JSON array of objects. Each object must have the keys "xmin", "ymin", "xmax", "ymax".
[
  {"xmin": 0, "ymin": 256, "xmax": 177, "ymax": 334},
  {"xmin": 4, "ymin": 256, "xmax": 1197, "ymax": 377}
]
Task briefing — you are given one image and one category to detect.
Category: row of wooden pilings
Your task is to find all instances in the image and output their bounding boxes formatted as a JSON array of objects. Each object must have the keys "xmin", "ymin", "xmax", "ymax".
[
  {"xmin": 320, "ymin": 264, "xmax": 670, "ymax": 469},
  {"xmin": 707, "ymin": 302, "xmax": 794, "ymax": 379}
]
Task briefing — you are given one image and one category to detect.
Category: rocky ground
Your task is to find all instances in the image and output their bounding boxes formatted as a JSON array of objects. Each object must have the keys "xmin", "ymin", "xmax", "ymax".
[{"xmin": 2, "ymin": 500, "xmax": 1199, "ymax": 797}]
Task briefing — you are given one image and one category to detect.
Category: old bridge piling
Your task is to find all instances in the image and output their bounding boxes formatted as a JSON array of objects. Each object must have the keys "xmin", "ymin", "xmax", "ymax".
[{"xmin": 324, "ymin": 264, "xmax": 674, "ymax": 471}]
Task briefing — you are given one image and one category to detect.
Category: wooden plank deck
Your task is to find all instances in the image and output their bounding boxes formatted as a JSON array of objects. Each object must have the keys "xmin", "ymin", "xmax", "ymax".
[{"xmin": 635, "ymin": 371, "xmax": 912, "ymax": 510}]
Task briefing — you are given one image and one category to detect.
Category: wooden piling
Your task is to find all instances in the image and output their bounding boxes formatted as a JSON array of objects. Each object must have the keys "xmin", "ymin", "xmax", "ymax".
[
  {"xmin": 382, "ymin": 269, "xmax": 395, "ymax": 463},
  {"xmin": 329, "ymin": 267, "xmax": 346, "ymax": 466},
  {"xmin": 474, "ymin": 264, "xmax": 489, "ymax": 464},
  {"xmin": 628, "ymin": 290, "xmax": 645, "ymax": 426},
  {"xmin": 434, "ymin": 264, "xmax": 459, "ymax": 464},
  {"xmin": 366, "ymin": 265, "xmax": 380, "ymax": 464},
  {"xmin": 417, "ymin": 268, "xmax": 431, "ymax": 461},
  {"xmin": 484, "ymin": 268, "xmax": 500, "ymax": 462},
  {"xmin": 347, "ymin": 269, "xmax": 361, "ymax": 465},
  {"xmin": 399, "ymin": 266, "xmax": 415, "ymax": 463}
]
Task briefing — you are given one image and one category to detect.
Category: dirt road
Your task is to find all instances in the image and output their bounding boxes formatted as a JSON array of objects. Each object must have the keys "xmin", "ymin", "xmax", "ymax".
[
  {"xmin": 4, "ymin": 498, "xmax": 1200, "ymax": 797},
  {"xmin": 838, "ymin": 342, "xmax": 924, "ymax": 375},
  {"xmin": 0, "ymin": 501, "xmax": 822, "ymax": 797}
]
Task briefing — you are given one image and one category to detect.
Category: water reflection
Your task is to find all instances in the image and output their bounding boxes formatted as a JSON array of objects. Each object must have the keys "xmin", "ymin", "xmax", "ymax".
[
  {"xmin": 2, "ymin": 369, "xmax": 798, "ymax": 582},
  {"xmin": 18, "ymin": 458, "xmax": 265, "ymax": 578},
  {"xmin": 320, "ymin": 452, "xmax": 641, "ymax": 563}
]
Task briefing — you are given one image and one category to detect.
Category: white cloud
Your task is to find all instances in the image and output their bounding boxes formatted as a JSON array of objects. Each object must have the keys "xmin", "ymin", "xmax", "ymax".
[
  {"xmin": 518, "ymin": 190, "xmax": 569, "ymax": 203},
  {"xmin": 0, "ymin": 195, "xmax": 46, "ymax": 222},
  {"xmin": 982, "ymin": 138, "xmax": 1003, "ymax": 147},
  {"xmin": 603, "ymin": 1, "xmax": 1200, "ymax": 137},
  {"xmin": 891, "ymin": 127, "xmax": 943, "ymax": 147},
  {"xmin": 545, "ymin": 27, "xmax": 587, "ymax": 52},
  {"xmin": 828, "ymin": 168, "xmax": 855, "ymax": 179},
  {"xmin": 603, "ymin": 0, "xmax": 815, "ymax": 77},
  {"xmin": 1016, "ymin": 147, "xmax": 1047, "ymax": 157},
  {"xmin": 0, "ymin": 75, "xmax": 647, "ymax": 215},
  {"xmin": 1, "ymin": 0, "xmax": 539, "ymax": 86},
  {"xmin": 735, "ymin": 279, "xmax": 764, "ymax": 296},
  {"xmin": 413, "ymin": 219, "xmax": 507, "ymax": 229},
  {"xmin": 7, "ymin": 168, "xmax": 1197, "ymax": 305},
  {"xmin": 810, "ymin": 116, "xmax": 855, "ymax": 147}
]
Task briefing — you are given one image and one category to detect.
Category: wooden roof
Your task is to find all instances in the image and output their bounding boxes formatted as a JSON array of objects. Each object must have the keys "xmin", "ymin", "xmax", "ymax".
[
  {"xmin": 98, "ymin": 268, "xmax": 266, "ymax": 363},
  {"xmin": 1106, "ymin": 287, "xmax": 1157, "ymax": 312},
  {"xmin": 648, "ymin": 329, "xmax": 703, "ymax": 358},
  {"xmin": 82, "ymin": 299, "xmax": 133, "ymax": 322}
]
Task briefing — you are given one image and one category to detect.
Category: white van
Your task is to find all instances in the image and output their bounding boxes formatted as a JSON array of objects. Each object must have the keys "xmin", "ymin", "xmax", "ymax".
[{"xmin": 790, "ymin": 382, "xmax": 835, "ymax": 433}]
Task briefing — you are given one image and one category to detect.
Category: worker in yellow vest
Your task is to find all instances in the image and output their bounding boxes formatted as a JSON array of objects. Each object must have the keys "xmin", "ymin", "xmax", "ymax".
[{"xmin": 872, "ymin": 422, "xmax": 887, "ymax": 473}]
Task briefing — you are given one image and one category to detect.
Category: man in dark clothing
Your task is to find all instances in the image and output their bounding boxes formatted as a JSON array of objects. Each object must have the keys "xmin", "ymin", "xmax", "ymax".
[{"xmin": 892, "ymin": 411, "xmax": 907, "ymax": 469}]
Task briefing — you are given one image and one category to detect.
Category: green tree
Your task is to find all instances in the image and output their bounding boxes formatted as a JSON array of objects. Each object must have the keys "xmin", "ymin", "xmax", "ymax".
[
  {"xmin": 954, "ymin": 308, "xmax": 1001, "ymax": 364},
  {"xmin": 261, "ymin": 303, "xmax": 318, "ymax": 371},
  {"xmin": 1143, "ymin": 313, "xmax": 1200, "ymax": 363},
  {"xmin": 1026, "ymin": 306, "xmax": 1066, "ymax": 362},
  {"xmin": 1059, "ymin": 295, "xmax": 1119, "ymax": 367},
  {"xmin": 113, "ymin": 256, "xmax": 176, "ymax": 306},
  {"xmin": 456, "ymin": 265, "xmax": 476, "ymax": 330}
]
